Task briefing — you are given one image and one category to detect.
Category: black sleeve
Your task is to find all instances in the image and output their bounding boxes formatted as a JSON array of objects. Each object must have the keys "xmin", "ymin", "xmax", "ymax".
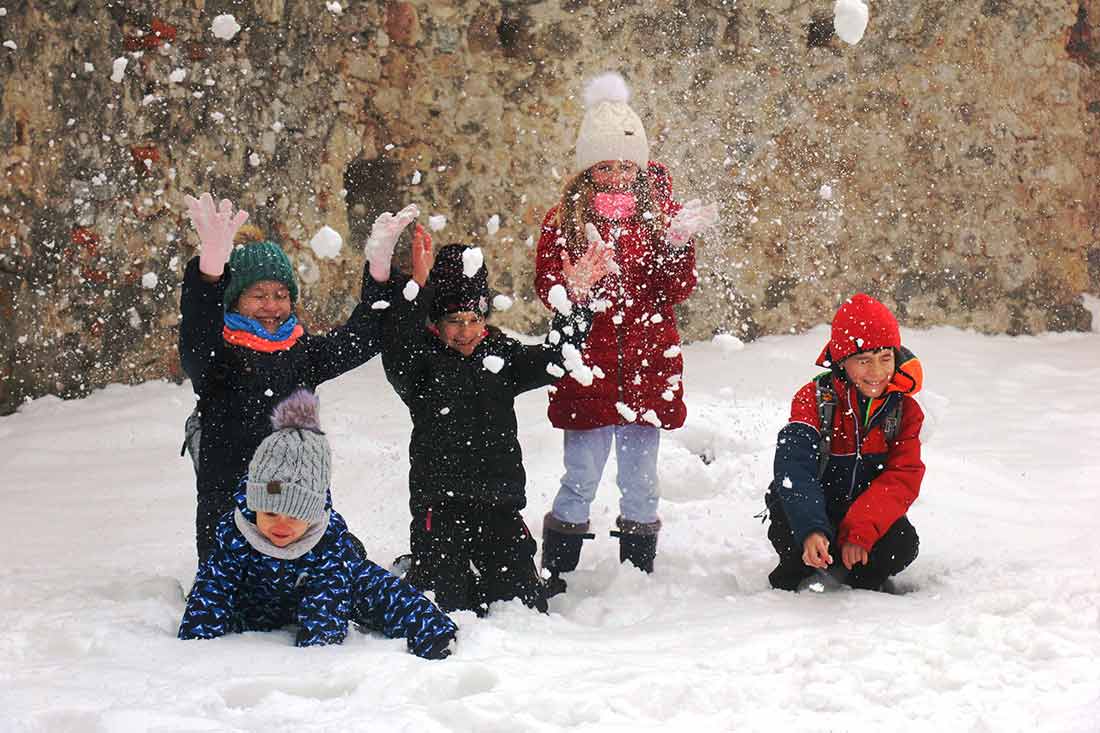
[
  {"xmin": 380, "ymin": 272, "xmax": 435, "ymax": 403},
  {"xmin": 507, "ymin": 305, "xmax": 595, "ymax": 395},
  {"xmin": 178, "ymin": 257, "xmax": 228, "ymax": 395},
  {"xmin": 301, "ymin": 262, "xmax": 400, "ymax": 386}
]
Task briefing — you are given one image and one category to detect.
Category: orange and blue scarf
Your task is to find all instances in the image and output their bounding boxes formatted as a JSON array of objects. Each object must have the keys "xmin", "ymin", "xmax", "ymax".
[{"xmin": 222, "ymin": 313, "xmax": 304, "ymax": 353}]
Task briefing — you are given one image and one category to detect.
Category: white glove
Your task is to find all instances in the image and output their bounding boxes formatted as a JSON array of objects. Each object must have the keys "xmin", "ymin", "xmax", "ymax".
[
  {"xmin": 667, "ymin": 199, "xmax": 720, "ymax": 248},
  {"xmin": 365, "ymin": 204, "xmax": 420, "ymax": 281},
  {"xmin": 584, "ymin": 222, "xmax": 620, "ymax": 276},
  {"xmin": 184, "ymin": 193, "xmax": 250, "ymax": 278}
]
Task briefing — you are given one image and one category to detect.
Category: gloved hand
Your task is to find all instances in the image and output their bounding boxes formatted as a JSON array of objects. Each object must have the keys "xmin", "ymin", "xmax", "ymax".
[
  {"xmin": 562, "ymin": 224, "xmax": 615, "ymax": 300},
  {"xmin": 666, "ymin": 199, "xmax": 720, "ymax": 248},
  {"xmin": 365, "ymin": 204, "xmax": 420, "ymax": 282},
  {"xmin": 184, "ymin": 193, "xmax": 250, "ymax": 279}
]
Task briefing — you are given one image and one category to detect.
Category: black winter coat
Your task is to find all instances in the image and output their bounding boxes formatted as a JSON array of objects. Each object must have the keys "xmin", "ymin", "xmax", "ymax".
[
  {"xmin": 381, "ymin": 274, "xmax": 594, "ymax": 512},
  {"xmin": 179, "ymin": 257, "xmax": 391, "ymax": 498}
]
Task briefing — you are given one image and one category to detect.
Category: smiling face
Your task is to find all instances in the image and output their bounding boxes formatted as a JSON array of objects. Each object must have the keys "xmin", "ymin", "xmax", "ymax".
[
  {"xmin": 234, "ymin": 280, "xmax": 292, "ymax": 334},
  {"xmin": 842, "ymin": 348, "xmax": 897, "ymax": 398},
  {"xmin": 589, "ymin": 159, "xmax": 639, "ymax": 191},
  {"xmin": 437, "ymin": 311, "xmax": 487, "ymax": 357},
  {"xmin": 255, "ymin": 511, "xmax": 310, "ymax": 547}
]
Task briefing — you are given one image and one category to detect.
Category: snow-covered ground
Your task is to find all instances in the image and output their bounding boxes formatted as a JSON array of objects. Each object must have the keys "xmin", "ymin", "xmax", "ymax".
[{"xmin": 2, "ymin": 316, "xmax": 1099, "ymax": 732}]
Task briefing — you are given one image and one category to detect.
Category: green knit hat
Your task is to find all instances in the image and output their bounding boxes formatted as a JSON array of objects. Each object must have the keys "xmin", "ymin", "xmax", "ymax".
[{"xmin": 224, "ymin": 241, "xmax": 299, "ymax": 311}]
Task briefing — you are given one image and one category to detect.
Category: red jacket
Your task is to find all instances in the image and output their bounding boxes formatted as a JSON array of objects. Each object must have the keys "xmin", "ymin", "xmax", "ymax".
[{"xmin": 534, "ymin": 162, "xmax": 696, "ymax": 430}]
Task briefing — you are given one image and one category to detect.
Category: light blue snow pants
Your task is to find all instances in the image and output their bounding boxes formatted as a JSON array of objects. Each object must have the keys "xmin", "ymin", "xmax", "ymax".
[{"xmin": 550, "ymin": 425, "xmax": 661, "ymax": 525}]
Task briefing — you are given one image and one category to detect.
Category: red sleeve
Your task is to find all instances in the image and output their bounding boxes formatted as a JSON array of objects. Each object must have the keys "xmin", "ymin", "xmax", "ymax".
[
  {"xmin": 838, "ymin": 396, "xmax": 925, "ymax": 551},
  {"xmin": 534, "ymin": 206, "xmax": 565, "ymax": 310},
  {"xmin": 788, "ymin": 382, "xmax": 821, "ymax": 430}
]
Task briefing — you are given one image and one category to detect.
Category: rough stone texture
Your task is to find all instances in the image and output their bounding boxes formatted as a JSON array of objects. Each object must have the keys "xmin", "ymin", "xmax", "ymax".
[{"xmin": 0, "ymin": 1, "xmax": 1095, "ymax": 413}]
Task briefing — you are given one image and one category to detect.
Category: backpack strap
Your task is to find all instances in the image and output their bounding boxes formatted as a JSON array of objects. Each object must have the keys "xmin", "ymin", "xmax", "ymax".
[
  {"xmin": 881, "ymin": 397, "xmax": 904, "ymax": 444},
  {"xmin": 814, "ymin": 373, "xmax": 837, "ymax": 481}
]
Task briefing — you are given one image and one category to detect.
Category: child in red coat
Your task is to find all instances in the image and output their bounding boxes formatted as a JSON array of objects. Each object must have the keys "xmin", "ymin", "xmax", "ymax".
[
  {"xmin": 766, "ymin": 294, "xmax": 925, "ymax": 591},
  {"xmin": 534, "ymin": 72, "xmax": 718, "ymax": 586}
]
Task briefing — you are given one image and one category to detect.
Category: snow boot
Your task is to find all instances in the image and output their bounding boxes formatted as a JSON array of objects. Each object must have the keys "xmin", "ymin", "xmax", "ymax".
[
  {"xmin": 541, "ymin": 513, "xmax": 594, "ymax": 596},
  {"xmin": 611, "ymin": 516, "xmax": 661, "ymax": 573}
]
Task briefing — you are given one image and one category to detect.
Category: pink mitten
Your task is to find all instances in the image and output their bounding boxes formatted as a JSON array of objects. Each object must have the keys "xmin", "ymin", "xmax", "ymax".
[
  {"xmin": 365, "ymin": 204, "xmax": 420, "ymax": 281},
  {"xmin": 185, "ymin": 193, "xmax": 250, "ymax": 278},
  {"xmin": 667, "ymin": 199, "xmax": 720, "ymax": 248}
]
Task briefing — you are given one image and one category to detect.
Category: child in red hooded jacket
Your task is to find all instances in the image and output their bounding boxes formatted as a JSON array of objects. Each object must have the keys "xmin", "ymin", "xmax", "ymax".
[
  {"xmin": 766, "ymin": 294, "xmax": 925, "ymax": 591},
  {"xmin": 534, "ymin": 72, "xmax": 719, "ymax": 587}
]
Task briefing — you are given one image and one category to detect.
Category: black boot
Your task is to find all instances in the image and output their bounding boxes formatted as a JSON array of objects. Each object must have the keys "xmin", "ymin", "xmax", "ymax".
[
  {"xmin": 611, "ymin": 516, "xmax": 661, "ymax": 573},
  {"xmin": 541, "ymin": 513, "xmax": 594, "ymax": 596}
]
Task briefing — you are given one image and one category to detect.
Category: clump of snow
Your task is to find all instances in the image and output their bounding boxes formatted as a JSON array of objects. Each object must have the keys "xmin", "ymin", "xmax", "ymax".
[
  {"xmin": 641, "ymin": 410, "xmax": 661, "ymax": 427},
  {"xmin": 482, "ymin": 355, "xmax": 505, "ymax": 373},
  {"xmin": 492, "ymin": 294, "xmax": 514, "ymax": 311},
  {"xmin": 663, "ymin": 345, "xmax": 682, "ymax": 358},
  {"xmin": 110, "ymin": 57, "xmax": 128, "ymax": 83},
  {"xmin": 547, "ymin": 330, "xmax": 561, "ymax": 345},
  {"xmin": 248, "ymin": 153, "xmax": 261, "ymax": 167},
  {"xmin": 546, "ymin": 363, "xmax": 565, "ymax": 378},
  {"xmin": 141, "ymin": 272, "xmax": 158, "ymax": 290},
  {"xmin": 782, "ymin": 476, "xmax": 793, "ymax": 489},
  {"xmin": 486, "ymin": 214, "xmax": 500, "ymax": 237},
  {"xmin": 402, "ymin": 280, "xmax": 420, "ymax": 301},
  {"xmin": 168, "ymin": 68, "xmax": 187, "ymax": 83},
  {"xmin": 428, "ymin": 214, "xmax": 447, "ymax": 232},
  {"xmin": 615, "ymin": 402, "xmax": 638, "ymax": 421},
  {"xmin": 83, "ymin": 62, "xmax": 94, "ymax": 72},
  {"xmin": 713, "ymin": 333, "xmax": 745, "ymax": 352},
  {"xmin": 819, "ymin": 184, "xmax": 833, "ymax": 200},
  {"xmin": 371, "ymin": 300, "xmax": 390, "ymax": 310},
  {"xmin": 326, "ymin": 1, "xmax": 343, "ymax": 13},
  {"xmin": 411, "ymin": 170, "xmax": 421, "ymax": 185},
  {"xmin": 211, "ymin": 14, "xmax": 241, "ymax": 41},
  {"xmin": 309, "ymin": 226, "xmax": 343, "ymax": 259},
  {"xmin": 834, "ymin": 0, "xmax": 869, "ymax": 44},
  {"xmin": 3, "ymin": 40, "xmax": 16, "ymax": 51},
  {"xmin": 561, "ymin": 343, "xmax": 593, "ymax": 386},
  {"xmin": 462, "ymin": 247, "xmax": 484, "ymax": 277},
  {"xmin": 547, "ymin": 284, "xmax": 572, "ymax": 315}
]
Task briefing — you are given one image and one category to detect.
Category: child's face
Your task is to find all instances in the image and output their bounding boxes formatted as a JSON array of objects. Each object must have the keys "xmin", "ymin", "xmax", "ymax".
[
  {"xmin": 842, "ymin": 348, "xmax": 896, "ymax": 398},
  {"xmin": 235, "ymin": 280, "xmax": 292, "ymax": 334},
  {"xmin": 437, "ymin": 311, "xmax": 487, "ymax": 357},
  {"xmin": 589, "ymin": 159, "xmax": 639, "ymax": 191},
  {"xmin": 255, "ymin": 511, "xmax": 310, "ymax": 547}
]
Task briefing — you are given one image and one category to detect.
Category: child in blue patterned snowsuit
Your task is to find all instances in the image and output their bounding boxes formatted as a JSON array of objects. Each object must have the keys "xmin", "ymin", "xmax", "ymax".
[{"xmin": 179, "ymin": 390, "xmax": 457, "ymax": 658}]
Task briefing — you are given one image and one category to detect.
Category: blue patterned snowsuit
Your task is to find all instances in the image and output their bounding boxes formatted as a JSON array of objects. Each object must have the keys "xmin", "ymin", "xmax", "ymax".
[{"xmin": 179, "ymin": 489, "xmax": 457, "ymax": 657}]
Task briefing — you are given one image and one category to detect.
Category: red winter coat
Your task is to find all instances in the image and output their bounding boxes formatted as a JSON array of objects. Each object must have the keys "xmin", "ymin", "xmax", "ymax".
[{"xmin": 534, "ymin": 162, "xmax": 697, "ymax": 431}]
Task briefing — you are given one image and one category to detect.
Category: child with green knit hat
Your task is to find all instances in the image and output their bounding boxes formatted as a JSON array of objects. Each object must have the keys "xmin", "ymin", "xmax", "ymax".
[{"xmin": 179, "ymin": 193, "xmax": 413, "ymax": 560}]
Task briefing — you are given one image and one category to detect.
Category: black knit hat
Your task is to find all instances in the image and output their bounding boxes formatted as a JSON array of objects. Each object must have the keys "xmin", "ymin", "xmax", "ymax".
[{"xmin": 429, "ymin": 244, "xmax": 491, "ymax": 322}]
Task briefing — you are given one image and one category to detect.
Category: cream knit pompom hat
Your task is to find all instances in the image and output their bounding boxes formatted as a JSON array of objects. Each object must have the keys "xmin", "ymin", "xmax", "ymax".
[{"xmin": 574, "ymin": 71, "xmax": 650, "ymax": 174}]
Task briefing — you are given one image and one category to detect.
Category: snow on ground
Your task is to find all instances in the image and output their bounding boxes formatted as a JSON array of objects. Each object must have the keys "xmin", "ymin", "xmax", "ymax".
[{"xmin": 1, "ymin": 323, "xmax": 1099, "ymax": 732}]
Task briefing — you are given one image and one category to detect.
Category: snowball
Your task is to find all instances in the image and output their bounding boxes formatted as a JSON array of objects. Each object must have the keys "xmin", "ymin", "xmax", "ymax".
[
  {"xmin": 127, "ymin": 307, "xmax": 141, "ymax": 329},
  {"xmin": 249, "ymin": 153, "xmax": 261, "ymax": 167},
  {"xmin": 641, "ymin": 410, "xmax": 661, "ymax": 427},
  {"xmin": 819, "ymin": 184, "xmax": 833, "ymax": 200},
  {"xmin": 168, "ymin": 68, "xmax": 187, "ymax": 83},
  {"xmin": 486, "ymin": 214, "xmax": 500, "ymax": 237},
  {"xmin": 547, "ymin": 284, "xmax": 572, "ymax": 315},
  {"xmin": 834, "ymin": 0, "xmax": 869, "ymax": 45},
  {"xmin": 492, "ymin": 294, "xmax": 513, "ymax": 311},
  {"xmin": 411, "ymin": 170, "xmax": 421, "ymax": 185},
  {"xmin": 615, "ymin": 402, "xmax": 638, "ymax": 421},
  {"xmin": 650, "ymin": 313, "xmax": 663, "ymax": 324},
  {"xmin": 808, "ymin": 581, "xmax": 826, "ymax": 593},
  {"xmin": 462, "ymin": 247, "xmax": 484, "ymax": 277},
  {"xmin": 141, "ymin": 272, "xmax": 158, "ymax": 289},
  {"xmin": 561, "ymin": 343, "xmax": 593, "ymax": 386},
  {"xmin": 439, "ymin": 407, "xmax": 450, "ymax": 415},
  {"xmin": 547, "ymin": 330, "xmax": 561, "ymax": 345},
  {"xmin": 326, "ymin": 1, "xmax": 343, "ymax": 13},
  {"xmin": 309, "ymin": 225, "xmax": 343, "ymax": 259},
  {"xmin": 663, "ymin": 345, "xmax": 682, "ymax": 358},
  {"xmin": 546, "ymin": 363, "xmax": 565, "ymax": 378},
  {"xmin": 782, "ymin": 476, "xmax": 793, "ymax": 489},
  {"xmin": 591, "ymin": 365, "xmax": 605, "ymax": 380},
  {"xmin": 482, "ymin": 355, "xmax": 505, "ymax": 373},
  {"xmin": 712, "ymin": 333, "xmax": 744, "ymax": 352},
  {"xmin": 661, "ymin": 390, "xmax": 674, "ymax": 401},
  {"xmin": 428, "ymin": 214, "xmax": 447, "ymax": 231},
  {"xmin": 371, "ymin": 300, "xmax": 390, "ymax": 310},
  {"xmin": 84, "ymin": 62, "xmax": 94, "ymax": 72},
  {"xmin": 211, "ymin": 14, "xmax": 241, "ymax": 41},
  {"xmin": 402, "ymin": 280, "xmax": 420, "ymax": 301},
  {"xmin": 110, "ymin": 57, "xmax": 128, "ymax": 83},
  {"xmin": 3, "ymin": 40, "xmax": 16, "ymax": 51}
]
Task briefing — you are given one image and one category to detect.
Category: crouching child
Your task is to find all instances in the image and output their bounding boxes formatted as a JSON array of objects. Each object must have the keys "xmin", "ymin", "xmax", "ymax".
[
  {"xmin": 765, "ymin": 293, "xmax": 925, "ymax": 592},
  {"xmin": 178, "ymin": 389, "xmax": 457, "ymax": 658}
]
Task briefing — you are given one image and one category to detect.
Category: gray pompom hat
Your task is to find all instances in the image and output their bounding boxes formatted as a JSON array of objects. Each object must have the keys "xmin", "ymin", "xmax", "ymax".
[{"xmin": 246, "ymin": 389, "xmax": 330, "ymax": 523}]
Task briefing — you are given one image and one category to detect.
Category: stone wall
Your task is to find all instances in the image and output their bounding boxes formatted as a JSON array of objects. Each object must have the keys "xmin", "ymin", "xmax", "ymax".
[{"xmin": 0, "ymin": 0, "xmax": 1096, "ymax": 414}]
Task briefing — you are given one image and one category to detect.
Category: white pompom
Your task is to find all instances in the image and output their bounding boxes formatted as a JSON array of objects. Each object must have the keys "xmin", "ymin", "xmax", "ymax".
[{"xmin": 583, "ymin": 71, "xmax": 631, "ymax": 109}]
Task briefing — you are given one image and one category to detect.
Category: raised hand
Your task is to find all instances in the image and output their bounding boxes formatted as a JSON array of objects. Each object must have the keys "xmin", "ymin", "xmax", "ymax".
[
  {"xmin": 562, "ymin": 225, "xmax": 615, "ymax": 300},
  {"xmin": 184, "ymin": 192, "xmax": 250, "ymax": 279},
  {"xmin": 366, "ymin": 203, "xmax": 420, "ymax": 282},
  {"xmin": 410, "ymin": 224, "xmax": 434, "ymax": 287},
  {"xmin": 667, "ymin": 199, "xmax": 720, "ymax": 248}
]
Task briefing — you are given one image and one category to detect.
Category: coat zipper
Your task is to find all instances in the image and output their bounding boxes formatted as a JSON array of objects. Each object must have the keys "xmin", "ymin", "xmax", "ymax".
[{"xmin": 848, "ymin": 383, "xmax": 862, "ymax": 501}]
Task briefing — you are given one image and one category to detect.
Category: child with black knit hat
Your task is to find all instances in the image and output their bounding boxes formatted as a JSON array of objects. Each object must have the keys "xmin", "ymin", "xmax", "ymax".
[
  {"xmin": 179, "ymin": 389, "xmax": 458, "ymax": 657},
  {"xmin": 374, "ymin": 217, "xmax": 612, "ymax": 615},
  {"xmin": 179, "ymin": 194, "xmax": 411, "ymax": 560},
  {"xmin": 765, "ymin": 294, "xmax": 925, "ymax": 592}
]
